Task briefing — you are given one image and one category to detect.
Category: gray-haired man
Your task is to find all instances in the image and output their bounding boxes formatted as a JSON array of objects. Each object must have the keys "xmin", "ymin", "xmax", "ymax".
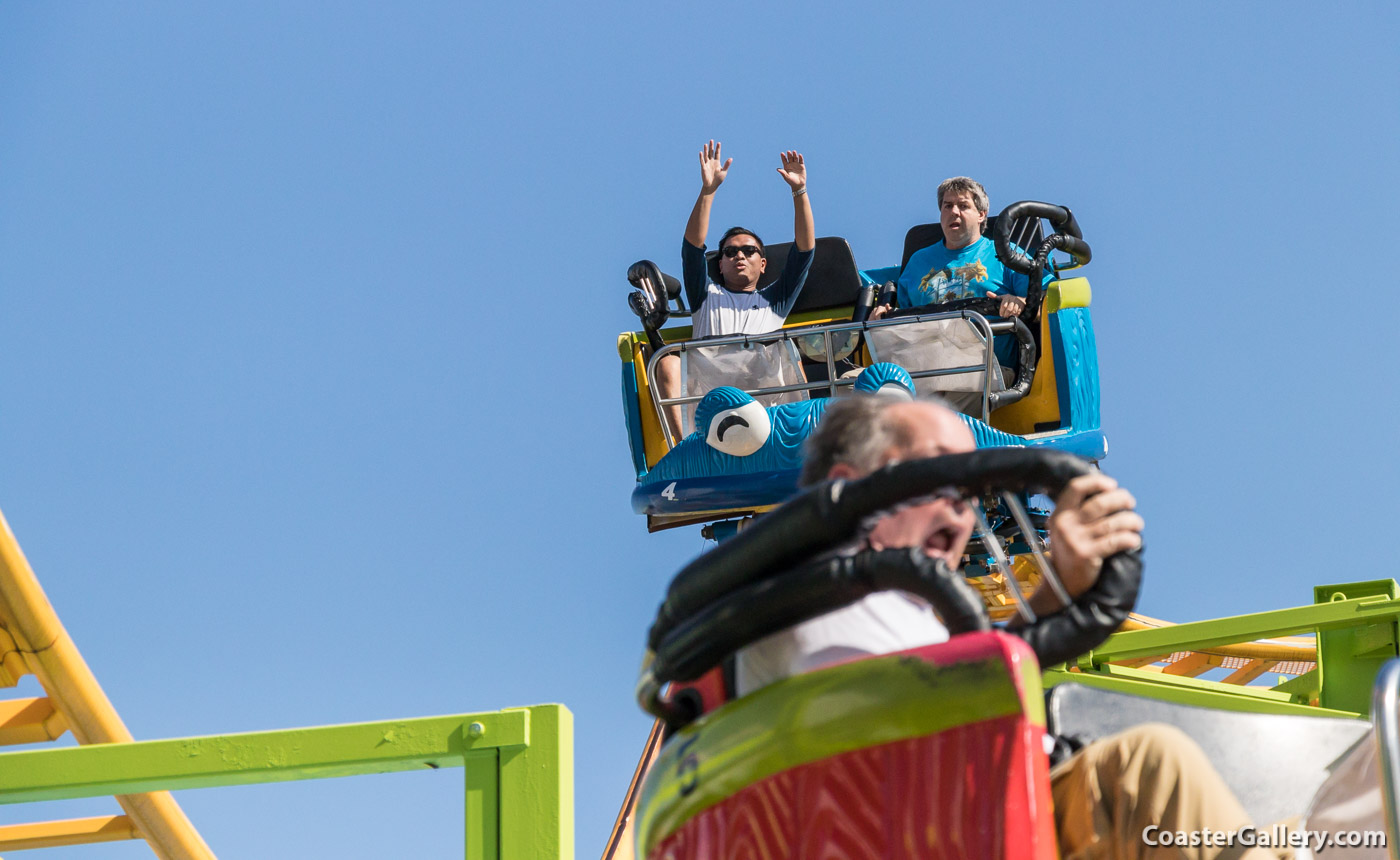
[{"xmin": 738, "ymin": 395, "xmax": 1281, "ymax": 860}]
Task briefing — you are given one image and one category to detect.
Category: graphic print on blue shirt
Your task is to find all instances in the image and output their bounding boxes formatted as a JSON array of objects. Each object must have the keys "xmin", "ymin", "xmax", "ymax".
[
  {"xmin": 896, "ymin": 235, "xmax": 1027, "ymax": 310},
  {"xmin": 918, "ymin": 257, "xmax": 991, "ymax": 303},
  {"xmin": 896, "ymin": 235, "xmax": 1032, "ymax": 369}
]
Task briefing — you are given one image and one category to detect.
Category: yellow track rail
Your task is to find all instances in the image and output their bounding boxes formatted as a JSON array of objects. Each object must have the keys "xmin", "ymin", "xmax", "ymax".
[{"xmin": 0, "ymin": 508, "xmax": 214, "ymax": 858}]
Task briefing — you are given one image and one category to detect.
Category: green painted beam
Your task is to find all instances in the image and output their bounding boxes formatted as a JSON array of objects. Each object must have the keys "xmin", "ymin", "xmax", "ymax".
[
  {"xmin": 1044, "ymin": 666, "xmax": 1362, "ymax": 719},
  {"xmin": 1080, "ymin": 596, "xmax": 1400, "ymax": 665},
  {"xmin": 0, "ymin": 710, "xmax": 529, "ymax": 803},
  {"xmin": 1272, "ymin": 668, "xmax": 1321, "ymax": 698},
  {"xmin": 500, "ymin": 704, "xmax": 573, "ymax": 860},
  {"xmin": 0, "ymin": 705, "xmax": 573, "ymax": 859},
  {"xmin": 465, "ymin": 750, "xmax": 501, "ymax": 860}
]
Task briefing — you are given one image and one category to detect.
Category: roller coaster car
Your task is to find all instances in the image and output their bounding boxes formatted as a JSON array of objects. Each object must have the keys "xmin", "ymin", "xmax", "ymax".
[
  {"xmin": 629, "ymin": 450, "xmax": 1397, "ymax": 859},
  {"xmin": 617, "ymin": 202, "xmax": 1102, "ymax": 532}
]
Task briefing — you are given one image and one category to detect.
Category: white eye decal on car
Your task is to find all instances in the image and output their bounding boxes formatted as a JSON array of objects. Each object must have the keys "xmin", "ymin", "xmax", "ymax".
[{"xmin": 704, "ymin": 400, "xmax": 771, "ymax": 457}]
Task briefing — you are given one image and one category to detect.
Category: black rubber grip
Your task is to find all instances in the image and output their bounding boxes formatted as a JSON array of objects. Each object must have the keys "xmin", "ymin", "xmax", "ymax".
[
  {"xmin": 648, "ymin": 448, "xmax": 1096, "ymax": 650},
  {"xmin": 1009, "ymin": 544, "xmax": 1142, "ymax": 668},
  {"xmin": 652, "ymin": 549, "xmax": 990, "ymax": 683}
]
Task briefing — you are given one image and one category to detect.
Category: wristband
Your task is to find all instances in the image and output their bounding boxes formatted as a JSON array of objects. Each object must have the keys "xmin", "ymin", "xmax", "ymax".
[{"xmin": 792, "ymin": 186, "xmax": 807, "ymax": 198}]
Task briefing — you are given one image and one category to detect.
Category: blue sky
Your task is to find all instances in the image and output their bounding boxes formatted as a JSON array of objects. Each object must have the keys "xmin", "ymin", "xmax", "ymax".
[{"xmin": 1, "ymin": 2, "xmax": 1397, "ymax": 857}]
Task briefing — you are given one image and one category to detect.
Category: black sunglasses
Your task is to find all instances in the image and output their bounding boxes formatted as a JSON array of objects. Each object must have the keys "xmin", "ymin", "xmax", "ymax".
[{"xmin": 721, "ymin": 244, "xmax": 762, "ymax": 259}]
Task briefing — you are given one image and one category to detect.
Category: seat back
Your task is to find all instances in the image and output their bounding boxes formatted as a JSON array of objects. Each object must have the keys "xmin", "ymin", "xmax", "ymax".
[
  {"xmin": 705, "ymin": 236, "xmax": 864, "ymax": 317},
  {"xmin": 639, "ymin": 632, "xmax": 1057, "ymax": 860}
]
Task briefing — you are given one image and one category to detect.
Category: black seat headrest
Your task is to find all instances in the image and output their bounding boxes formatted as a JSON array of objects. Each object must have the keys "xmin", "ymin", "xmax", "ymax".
[{"xmin": 704, "ymin": 236, "xmax": 862, "ymax": 316}]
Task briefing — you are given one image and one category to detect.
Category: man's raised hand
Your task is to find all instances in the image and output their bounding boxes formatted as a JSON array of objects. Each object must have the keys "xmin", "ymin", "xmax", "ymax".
[
  {"xmin": 699, "ymin": 140, "xmax": 732, "ymax": 194},
  {"xmin": 777, "ymin": 150, "xmax": 807, "ymax": 191}
]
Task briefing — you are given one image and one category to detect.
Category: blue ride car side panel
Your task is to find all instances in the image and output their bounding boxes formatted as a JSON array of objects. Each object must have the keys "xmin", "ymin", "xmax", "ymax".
[
  {"xmin": 632, "ymin": 359, "xmax": 1105, "ymax": 517},
  {"xmin": 644, "ymin": 398, "xmax": 833, "ymax": 483},
  {"xmin": 634, "ymin": 425, "xmax": 1106, "ymax": 516},
  {"xmin": 1030, "ymin": 428, "xmax": 1107, "ymax": 461},
  {"xmin": 1053, "ymin": 307, "xmax": 1100, "ymax": 433},
  {"xmin": 632, "ymin": 414, "xmax": 1107, "ymax": 514},
  {"xmin": 859, "ymin": 265, "xmax": 902, "ymax": 286},
  {"xmin": 621, "ymin": 361, "xmax": 648, "ymax": 478},
  {"xmin": 633, "ymin": 471, "xmax": 807, "ymax": 515},
  {"xmin": 964, "ymin": 417, "xmax": 1031, "ymax": 449}
]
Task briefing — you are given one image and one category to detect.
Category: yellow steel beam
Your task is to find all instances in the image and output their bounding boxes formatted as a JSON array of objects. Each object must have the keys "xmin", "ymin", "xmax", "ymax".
[
  {"xmin": 1223, "ymin": 660, "xmax": 1279, "ymax": 685},
  {"xmin": 1162, "ymin": 652, "xmax": 1222, "ymax": 678},
  {"xmin": 0, "ymin": 626, "xmax": 30, "ymax": 688},
  {"xmin": 0, "ymin": 509, "xmax": 215, "ymax": 860},
  {"xmin": 0, "ymin": 696, "xmax": 68, "ymax": 746},
  {"xmin": 0, "ymin": 814, "xmax": 138, "ymax": 851}
]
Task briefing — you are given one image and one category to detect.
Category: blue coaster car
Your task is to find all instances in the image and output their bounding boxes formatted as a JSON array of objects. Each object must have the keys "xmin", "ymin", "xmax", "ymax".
[{"xmin": 617, "ymin": 202, "xmax": 1101, "ymax": 532}]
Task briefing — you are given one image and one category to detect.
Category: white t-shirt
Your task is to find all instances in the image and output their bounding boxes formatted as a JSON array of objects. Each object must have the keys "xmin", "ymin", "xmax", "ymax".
[
  {"xmin": 680, "ymin": 240, "xmax": 815, "ymax": 339},
  {"xmin": 734, "ymin": 591, "xmax": 951, "ymax": 696},
  {"xmin": 691, "ymin": 281, "xmax": 788, "ymax": 339}
]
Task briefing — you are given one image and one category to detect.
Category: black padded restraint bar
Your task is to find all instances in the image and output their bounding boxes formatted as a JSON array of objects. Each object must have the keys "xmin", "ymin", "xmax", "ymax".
[
  {"xmin": 994, "ymin": 201, "xmax": 1090, "ymax": 274},
  {"xmin": 627, "ymin": 260, "xmax": 679, "ymax": 351},
  {"xmin": 652, "ymin": 548, "xmax": 990, "ymax": 684},
  {"xmin": 994, "ymin": 201, "xmax": 1092, "ymax": 325},
  {"xmin": 1008, "ymin": 539, "xmax": 1140, "ymax": 669},
  {"xmin": 987, "ymin": 316, "xmax": 1035, "ymax": 410},
  {"xmin": 648, "ymin": 448, "xmax": 1094, "ymax": 651}
]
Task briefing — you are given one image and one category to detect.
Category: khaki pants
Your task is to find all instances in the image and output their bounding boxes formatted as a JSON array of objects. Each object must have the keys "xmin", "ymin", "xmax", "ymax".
[{"xmin": 1052, "ymin": 724, "xmax": 1290, "ymax": 860}]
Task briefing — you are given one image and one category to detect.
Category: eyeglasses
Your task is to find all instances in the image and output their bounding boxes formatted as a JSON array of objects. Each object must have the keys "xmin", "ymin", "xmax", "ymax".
[{"xmin": 720, "ymin": 244, "xmax": 762, "ymax": 259}]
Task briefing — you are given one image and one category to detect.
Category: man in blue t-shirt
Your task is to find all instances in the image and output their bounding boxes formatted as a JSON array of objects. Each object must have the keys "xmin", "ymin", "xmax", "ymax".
[
  {"xmin": 872, "ymin": 176, "xmax": 1029, "ymax": 374},
  {"xmin": 653, "ymin": 140, "xmax": 816, "ymax": 435}
]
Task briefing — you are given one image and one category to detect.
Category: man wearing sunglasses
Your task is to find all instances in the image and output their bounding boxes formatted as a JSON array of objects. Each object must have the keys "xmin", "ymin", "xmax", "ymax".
[
  {"xmin": 737, "ymin": 394, "xmax": 1280, "ymax": 860},
  {"xmin": 652, "ymin": 141, "xmax": 815, "ymax": 434}
]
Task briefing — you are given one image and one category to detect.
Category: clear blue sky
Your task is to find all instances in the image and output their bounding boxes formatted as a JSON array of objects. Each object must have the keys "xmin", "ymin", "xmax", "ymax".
[{"xmin": 1, "ymin": 3, "xmax": 1397, "ymax": 857}]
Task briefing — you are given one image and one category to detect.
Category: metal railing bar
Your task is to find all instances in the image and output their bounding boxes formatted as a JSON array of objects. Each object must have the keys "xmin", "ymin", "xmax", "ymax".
[
  {"xmin": 1370, "ymin": 659, "xmax": 1400, "ymax": 860},
  {"xmin": 646, "ymin": 312, "xmax": 1010, "ymax": 445}
]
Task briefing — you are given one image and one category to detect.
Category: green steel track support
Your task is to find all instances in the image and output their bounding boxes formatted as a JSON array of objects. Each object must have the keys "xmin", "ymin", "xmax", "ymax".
[
  {"xmin": 0, "ymin": 705, "xmax": 573, "ymax": 860},
  {"xmin": 1077, "ymin": 595, "xmax": 1400, "ymax": 666},
  {"xmin": 1049, "ymin": 592, "xmax": 1400, "ymax": 719},
  {"xmin": 1044, "ymin": 664, "xmax": 1359, "ymax": 719}
]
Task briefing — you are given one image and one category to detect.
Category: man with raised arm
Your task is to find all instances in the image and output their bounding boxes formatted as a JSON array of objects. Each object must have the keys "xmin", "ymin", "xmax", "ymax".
[
  {"xmin": 653, "ymin": 141, "xmax": 815, "ymax": 434},
  {"xmin": 738, "ymin": 394, "xmax": 1283, "ymax": 860}
]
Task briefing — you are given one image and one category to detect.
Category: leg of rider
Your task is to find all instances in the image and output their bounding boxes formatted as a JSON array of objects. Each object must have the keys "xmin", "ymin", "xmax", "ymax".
[
  {"xmin": 653, "ymin": 353, "xmax": 687, "ymax": 439},
  {"xmin": 1051, "ymin": 724, "xmax": 1290, "ymax": 860}
]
